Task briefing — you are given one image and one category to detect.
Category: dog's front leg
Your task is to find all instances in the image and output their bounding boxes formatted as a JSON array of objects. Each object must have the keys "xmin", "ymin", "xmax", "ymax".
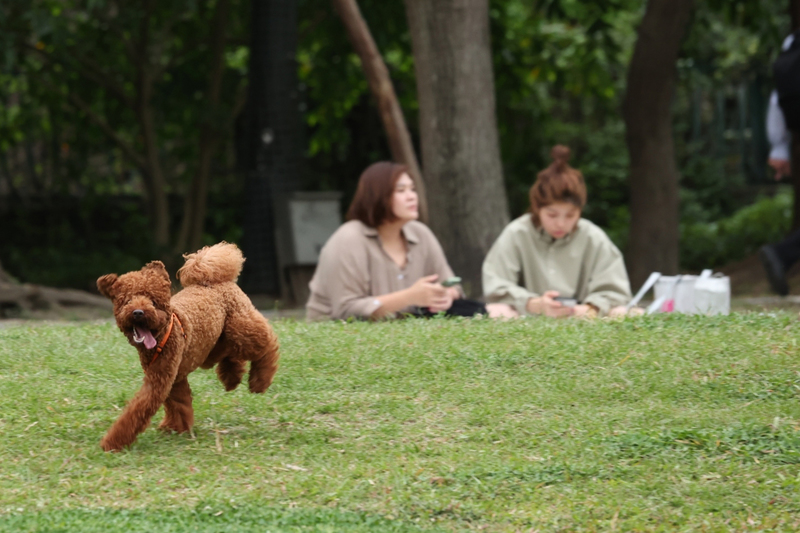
[
  {"xmin": 101, "ymin": 356, "xmax": 180, "ymax": 452},
  {"xmin": 159, "ymin": 377, "xmax": 194, "ymax": 433}
]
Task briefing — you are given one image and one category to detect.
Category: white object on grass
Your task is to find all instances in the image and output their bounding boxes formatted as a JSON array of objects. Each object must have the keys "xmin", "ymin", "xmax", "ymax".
[
  {"xmin": 652, "ymin": 272, "xmax": 730, "ymax": 315},
  {"xmin": 693, "ymin": 273, "xmax": 730, "ymax": 315},
  {"xmin": 646, "ymin": 296, "xmax": 667, "ymax": 315},
  {"xmin": 627, "ymin": 272, "xmax": 661, "ymax": 310}
]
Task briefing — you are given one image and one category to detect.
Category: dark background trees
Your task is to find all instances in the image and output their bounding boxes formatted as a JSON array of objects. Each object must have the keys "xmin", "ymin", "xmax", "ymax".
[
  {"xmin": 1, "ymin": 0, "xmax": 252, "ymax": 282},
  {"xmin": 0, "ymin": 0, "xmax": 795, "ymax": 298}
]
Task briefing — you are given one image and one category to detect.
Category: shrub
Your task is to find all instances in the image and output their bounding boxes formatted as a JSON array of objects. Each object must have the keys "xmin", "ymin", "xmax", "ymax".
[{"xmin": 680, "ymin": 188, "xmax": 792, "ymax": 270}]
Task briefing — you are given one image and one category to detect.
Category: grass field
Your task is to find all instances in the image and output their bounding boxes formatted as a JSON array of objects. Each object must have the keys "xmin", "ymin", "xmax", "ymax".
[{"xmin": 2, "ymin": 314, "xmax": 800, "ymax": 531}]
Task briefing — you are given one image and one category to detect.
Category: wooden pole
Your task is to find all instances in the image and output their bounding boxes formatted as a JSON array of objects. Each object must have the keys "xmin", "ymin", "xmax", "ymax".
[{"xmin": 331, "ymin": 0, "xmax": 429, "ymax": 223}]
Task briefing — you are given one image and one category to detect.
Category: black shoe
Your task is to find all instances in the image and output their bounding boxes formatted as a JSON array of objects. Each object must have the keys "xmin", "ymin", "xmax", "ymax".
[{"xmin": 759, "ymin": 245, "xmax": 789, "ymax": 296}]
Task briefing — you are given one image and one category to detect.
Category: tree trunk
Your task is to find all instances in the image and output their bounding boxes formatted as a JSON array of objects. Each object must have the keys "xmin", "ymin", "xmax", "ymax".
[
  {"xmin": 137, "ymin": 87, "xmax": 171, "ymax": 253},
  {"xmin": 622, "ymin": 0, "xmax": 695, "ymax": 289},
  {"xmin": 404, "ymin": 0, "xmax": 509, "ymax": 297},
  {"xmin": 176, "ymin": 0, "xmax": 231, "ymax": 255},
  {"xmin": 135, "ymin": 1, "xmax": 171, "ymax": 253},
  {"xmin": 332, "ymin": 0, "xmax": 429, "ymax": 223}
]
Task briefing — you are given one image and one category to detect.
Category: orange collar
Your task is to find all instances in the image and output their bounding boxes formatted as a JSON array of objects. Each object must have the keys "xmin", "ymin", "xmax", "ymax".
[{"xmin": 147, "ymin": 313, "xmax": 186, "ymax": 369}]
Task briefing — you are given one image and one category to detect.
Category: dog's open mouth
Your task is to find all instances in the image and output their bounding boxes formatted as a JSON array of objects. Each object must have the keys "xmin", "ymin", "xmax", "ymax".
[{"xmin": 132, "ymin": 326, "xmax": 158, "ymax": 350}]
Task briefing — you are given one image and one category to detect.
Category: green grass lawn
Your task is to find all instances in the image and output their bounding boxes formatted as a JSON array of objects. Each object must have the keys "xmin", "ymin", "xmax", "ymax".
[{"xmin": 2, "ymin": 314, "xmax": 800, "ymax": 531}]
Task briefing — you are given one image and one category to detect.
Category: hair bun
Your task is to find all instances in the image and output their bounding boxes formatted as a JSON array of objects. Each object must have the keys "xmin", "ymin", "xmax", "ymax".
[{"xmin": 550, "ymin": 145, "xmax": 571, "ymax": 170}]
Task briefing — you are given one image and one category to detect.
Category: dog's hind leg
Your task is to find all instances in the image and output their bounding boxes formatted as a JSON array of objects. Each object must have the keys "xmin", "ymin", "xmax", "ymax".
[
  {"xmin": 159, "ymin": 377, "xmax": 194, "ymax": 434},
  {"xmin": 203, "ymin": 335, "xmax": 248, "ymax": 391},
  {"xmin": 247, "ymin": 327, "xmax": 280, "ymax": 393},
  {"xmin": 220, "ymin": 309, "xmax": 280, "ymax": 394},
  {"xmin": 200, "ymin": 334, "xmax": 230, "ymax": 370},
  {"xmin": 217, "ymin": 356, "xmax": 247, "ymax": 391}
]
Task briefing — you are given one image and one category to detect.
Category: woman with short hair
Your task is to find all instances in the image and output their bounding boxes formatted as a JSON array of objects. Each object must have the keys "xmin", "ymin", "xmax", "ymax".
[
  {"xmin": 306, "ymin": 162, "xmax": 470, "ymax": 320},
  {"xmin": 482, "ymin": 145, "xmax": 633, "ymax": 318}
]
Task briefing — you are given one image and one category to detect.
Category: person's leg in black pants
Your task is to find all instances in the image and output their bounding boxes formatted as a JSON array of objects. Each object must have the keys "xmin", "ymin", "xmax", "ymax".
[{"xmin": 760, "ymin": 227, "xmax": 800, "ymax": 295}]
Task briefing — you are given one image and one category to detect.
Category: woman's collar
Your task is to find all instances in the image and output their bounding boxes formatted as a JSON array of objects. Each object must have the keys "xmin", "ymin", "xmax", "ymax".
[
  {"xmin": 362, "ymin": 220, "xmax": 420, "ymax": 244},
  {"xmin": 533, "ymin": 219, "xmax": 582, "ymax": 244}
]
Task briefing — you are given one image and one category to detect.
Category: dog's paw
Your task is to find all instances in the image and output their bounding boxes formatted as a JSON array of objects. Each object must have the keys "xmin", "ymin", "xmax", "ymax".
[
  {"xmin": 100, "ymin": 437, "xmax": 123, "ymax": 453},
  {"xmin": 157, "ymin": 424, "xmax": 178, "ymax": 434},
  {"xmin": 158, "ymin": 420, "xmax": 192, "ymax": 434}
]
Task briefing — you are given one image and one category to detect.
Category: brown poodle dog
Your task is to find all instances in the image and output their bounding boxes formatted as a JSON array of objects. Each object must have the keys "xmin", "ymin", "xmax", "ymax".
[{"xmin": 96, "ymin": 242, "xmax": 279, "ymax": 451}]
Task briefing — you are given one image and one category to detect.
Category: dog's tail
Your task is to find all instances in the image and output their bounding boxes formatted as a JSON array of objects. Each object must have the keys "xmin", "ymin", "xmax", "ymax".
[{"xmin": 177, "ymin": 242, "xmax": 245, "ymax": 287}]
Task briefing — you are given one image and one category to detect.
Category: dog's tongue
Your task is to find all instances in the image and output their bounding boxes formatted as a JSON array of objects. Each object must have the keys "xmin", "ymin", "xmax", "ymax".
[{"xmin": 135, "ymin": 326, "xmax": 158, "ymax": 350}]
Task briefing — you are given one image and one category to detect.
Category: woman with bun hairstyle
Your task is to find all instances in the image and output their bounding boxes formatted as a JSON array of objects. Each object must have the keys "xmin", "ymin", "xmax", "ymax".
[
  {"xmin": 307, "ymin": 162, "xmax": 480, "ymax": 320},
  {"xmin": 482, "ymin": 145, "xmax": 632, "ymax": 318}
]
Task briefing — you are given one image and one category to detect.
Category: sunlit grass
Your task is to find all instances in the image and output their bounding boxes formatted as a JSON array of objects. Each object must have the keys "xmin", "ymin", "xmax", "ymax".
[{"xmin": 2, "ymin": 314, "xmax": 800, "ymax": 531}]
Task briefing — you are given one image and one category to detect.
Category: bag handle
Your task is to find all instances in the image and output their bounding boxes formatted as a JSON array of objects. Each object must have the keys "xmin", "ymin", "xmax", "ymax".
[{"xmin": 627, "ymin": 272, "xmax": 661, "ymax": 310}]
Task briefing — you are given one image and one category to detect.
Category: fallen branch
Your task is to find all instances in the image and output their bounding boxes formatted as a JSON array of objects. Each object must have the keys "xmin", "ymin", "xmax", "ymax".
[
  {"xmin": 0, "ymin": 262, "xmax": 14, "ymax": 284},
  {"xmin": 0, "ymin": 282, "xmax": 112, "ymax": 312}
]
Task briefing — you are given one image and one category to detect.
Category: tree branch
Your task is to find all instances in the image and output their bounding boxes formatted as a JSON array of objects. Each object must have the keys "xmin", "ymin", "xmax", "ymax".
[
  {"xmin": 176, "ymin": 0, "xmax": 232, "ymax": 254},
  {"xmin": 229, "ymin": 82, "xmax": 249, "ymax": 125},
  {"xmin": 36, "ymin": 75, "xmax": 148, "ymax": 172},
  {"xmin": 23, "ymin": 43, "xmax": 134, "ymax": 109},
  {"xmin": 150, "ymin": 10, "xmax": 191, "ymax": 80},
  {"xmin": 332, "ymin": 0, "xmax": 429, "ymax": 222},
  {"xmin": 70, "ymin": 52, "xmax": 134, "ymax": 108},
  {"xmin": 55, "ymin": 3, "xmax": 139, "ymax": 65},
  {"xmin": 68, "ymin": 91, "xmax": 147, "ymax": 171}
]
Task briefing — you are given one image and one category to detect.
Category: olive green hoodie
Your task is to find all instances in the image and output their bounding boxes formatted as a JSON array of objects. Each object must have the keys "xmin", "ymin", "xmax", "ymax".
[{"xmin": 482, "ymin": 215, "xmax": 632, "ymax": 315}]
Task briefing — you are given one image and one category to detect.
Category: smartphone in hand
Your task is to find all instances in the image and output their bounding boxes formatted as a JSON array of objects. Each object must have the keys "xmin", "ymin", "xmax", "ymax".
[
  {"xmin": 441, "ymin": 276, "xmax": 461, "ymax": 288},
  {"xmin": 553, "ymin": 296, "xmax": 577, "ymax": 307}
]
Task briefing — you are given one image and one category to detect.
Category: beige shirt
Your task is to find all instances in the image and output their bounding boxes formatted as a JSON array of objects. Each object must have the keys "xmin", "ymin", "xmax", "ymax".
[
  {"xmin": 482, "ymin": 215, "xmax": 632, "ymax": 314},
  {"xmin": 306, "ymin": 220, "xmax": 457, "ymax": 320}
]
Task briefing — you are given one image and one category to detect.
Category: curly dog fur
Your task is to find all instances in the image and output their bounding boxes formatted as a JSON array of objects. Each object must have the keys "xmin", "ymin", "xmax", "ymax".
[{"xmin": 96, "ymin": 242, "xmax": 279, "ymax": 451}]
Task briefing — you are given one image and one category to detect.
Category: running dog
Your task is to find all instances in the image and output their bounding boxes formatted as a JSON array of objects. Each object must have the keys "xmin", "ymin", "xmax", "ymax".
[{"xmin": 96, "ymin": 242, "xmax": 279, "ymax": 451}]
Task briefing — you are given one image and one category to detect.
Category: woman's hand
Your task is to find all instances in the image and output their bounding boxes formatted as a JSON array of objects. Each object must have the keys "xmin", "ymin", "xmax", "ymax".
[
  {"xmin": 428, "ymin": 286, "xmax": 459, "ymax": 313},
  {"xmin": 526, "ymin": 290, "xmax": 574, "ymax": 318},
  {"xmin": 408, "ymin": 274, "xmax": 450, "ymax": 310},
  {"xmin": 486, "ymin": 303, "xmax": 520, "ymax": 318},
  {"xmin": 573, "ymin": 304, "xmax": 598, "ymax": 318}
]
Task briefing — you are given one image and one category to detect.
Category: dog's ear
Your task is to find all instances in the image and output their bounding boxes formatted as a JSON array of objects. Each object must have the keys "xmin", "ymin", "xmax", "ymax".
[
  {"xmin": 97, "ymin": 274, "xmax": 118, "ymax": 299},
  {"xmin": 143, "ymin": 260, "xmax": 171, "ymax": 282}
]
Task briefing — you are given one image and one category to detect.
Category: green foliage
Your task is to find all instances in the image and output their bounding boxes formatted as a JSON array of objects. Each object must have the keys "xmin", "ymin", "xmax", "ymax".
[
  {"xmin": 680, "ymin": 188, "xmax": 792, "ymax": 270},
  {"xmin": 0, "ymin": 194, "xmax": 244, "ymax": 289},
  {"xmin": 0, "ymin": 0, "xmax": 249, "ymax": 211},
  {"xmin": 295, "ymin": 0, "xmax": 646, "ymax": 219},
  {"xmin": 0, "ymin": 0, "xmax": 798, "ymax": 286},
  {"xmin": 297, "ymin": 0, "xmax": 793, "ymax": 264},
  {"xmin": 297, "ymin": 0, "xmax": 416, "ymax": 200},
  {"xmin": 3, "ymin": 315, "xmax": 800, "ymax": 529},
  {"xmin": 673, "ymin": 0, "xmax": 791, "ymax": 218},
  {"xmin": 491, "ymin": 0, "xmax": 641, "ymax": 218}
]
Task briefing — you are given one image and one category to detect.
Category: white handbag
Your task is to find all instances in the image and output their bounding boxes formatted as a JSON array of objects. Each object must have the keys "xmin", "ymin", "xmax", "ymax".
[{"xmin": 629, "ymin": 270, "xmax": 730, "ymax": 315}]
